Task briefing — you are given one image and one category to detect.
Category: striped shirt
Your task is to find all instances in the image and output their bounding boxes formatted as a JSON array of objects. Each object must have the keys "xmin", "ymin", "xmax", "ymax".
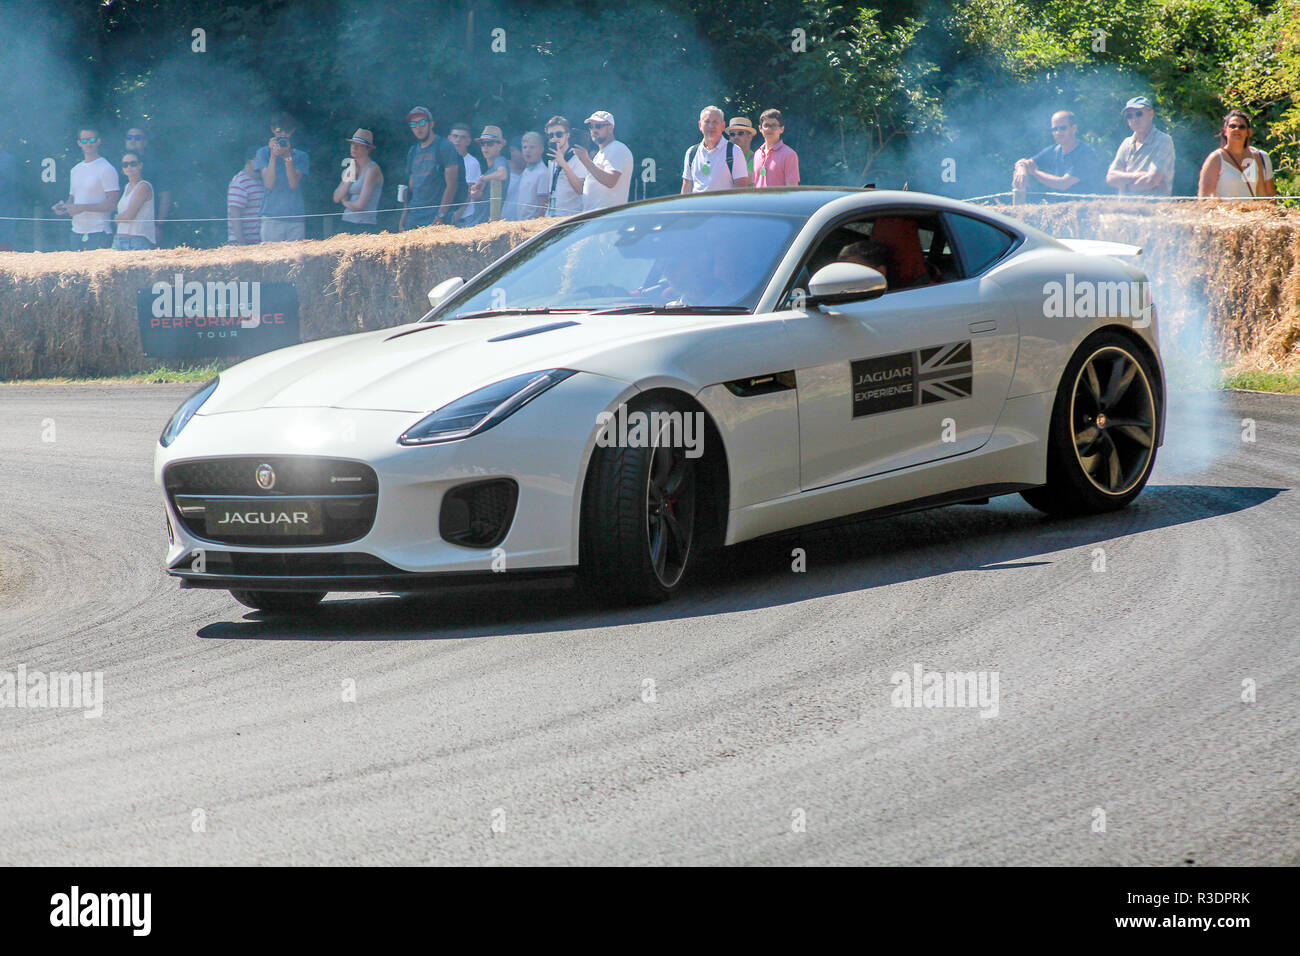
[{"xmin": 227, "ymin": 170, "xmax": 265, "ymax": 243}]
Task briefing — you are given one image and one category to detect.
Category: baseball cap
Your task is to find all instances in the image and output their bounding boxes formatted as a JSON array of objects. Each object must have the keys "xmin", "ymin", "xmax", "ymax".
[
  {"xmin": 406, "ymin": 106, "xmax": 433, "ymax": 121},
  {"xmin": 1123, "ymin": 96, "xmax": 1154, "ymax": 113},
  {"xmin": 584, "ymin": 110, "xmax": 615, "ymax": 127}
]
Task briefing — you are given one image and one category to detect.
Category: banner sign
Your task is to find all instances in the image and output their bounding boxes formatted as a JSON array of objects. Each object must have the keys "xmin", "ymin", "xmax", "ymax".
[{"xmin": 136, "ymin": 276, "xmax": 300, "ymax": 358}]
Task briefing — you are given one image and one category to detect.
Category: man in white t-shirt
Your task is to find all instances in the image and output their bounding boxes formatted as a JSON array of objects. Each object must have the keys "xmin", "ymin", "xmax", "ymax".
[
  {"xmin": 449, "ymin": 123, "xmax": 481, "ymax": 226},
  {"xmin": 575, "ymin": 110, "xmax": 633, "ymax": 211},
  {"xmin": 544, "ymin": 116, "xmax": 587, "ymax": 217},
  {"xmin": 681, "ymin": 106, "xmax": 751, "ymax": 193},
  {"xmin": 54, "ymin": 125, "xmax": 120, "ymax": 250}
]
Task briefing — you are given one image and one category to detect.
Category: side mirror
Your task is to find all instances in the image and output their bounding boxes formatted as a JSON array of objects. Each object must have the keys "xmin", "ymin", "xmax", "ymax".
[
  {"xmin": 427, "ymin": 276, "xmax": 465, "ymax": 309},
  {"xmin": 806, "ymin": 262, "xmax": 886, "ymax": 306}
]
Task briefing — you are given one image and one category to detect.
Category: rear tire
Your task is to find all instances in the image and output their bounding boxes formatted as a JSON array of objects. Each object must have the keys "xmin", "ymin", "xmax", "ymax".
[
  {"xmin": 1022, "ymin": 331, "xmax": 1160, "ymax": 516},
  {"xmin": 230, "ymin": 590, "xmax": 326, "ymax": 613},
  {"xmin": 581, "ymin": 399, "xmax": 698, "ymax": 604}
]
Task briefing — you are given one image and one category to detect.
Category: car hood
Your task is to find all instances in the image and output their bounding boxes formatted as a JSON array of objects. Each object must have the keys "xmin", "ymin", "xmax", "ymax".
[{"xmin": 200, "ymin": 312, "xmax": 732, "ymax": 414}]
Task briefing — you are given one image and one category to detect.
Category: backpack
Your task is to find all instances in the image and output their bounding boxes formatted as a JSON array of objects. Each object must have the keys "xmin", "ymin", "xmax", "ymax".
[{"xmin": 688, "ymin": 141, "xmax": 744, "ymax": 184}]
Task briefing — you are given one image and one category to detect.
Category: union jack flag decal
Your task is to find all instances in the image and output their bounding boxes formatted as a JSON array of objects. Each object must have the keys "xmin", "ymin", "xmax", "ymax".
[{"xmin": 916, "ymin": 341, "xmax": 972, "ymax": 405}]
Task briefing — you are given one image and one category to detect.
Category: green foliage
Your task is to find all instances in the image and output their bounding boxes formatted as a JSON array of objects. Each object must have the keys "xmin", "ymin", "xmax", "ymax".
[
  {"xmin": 1227, "ymin": 0, "xmax": 1300, "ymax": 174},
  {"xmin": 1, "ymin": 0, "xmax": 1294, "ymax": 248}
]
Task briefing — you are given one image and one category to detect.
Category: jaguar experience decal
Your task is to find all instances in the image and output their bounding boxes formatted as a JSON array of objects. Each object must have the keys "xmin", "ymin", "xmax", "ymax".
[{"xmin": 851, "ymin": 340, "xmax": 973, "ymax": 417}]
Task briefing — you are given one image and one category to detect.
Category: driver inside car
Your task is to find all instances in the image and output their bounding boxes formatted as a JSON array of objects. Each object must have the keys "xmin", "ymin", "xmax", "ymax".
[
  {"xmin": 837, "ymin": 239, "xmax": 890, "ymax": 288},
  {"xmin": 639, "ymin": 245, "xmax": 743, "ymax": 307}
]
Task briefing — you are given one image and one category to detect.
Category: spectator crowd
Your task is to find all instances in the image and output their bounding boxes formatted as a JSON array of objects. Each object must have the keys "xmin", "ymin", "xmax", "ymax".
[
  {"xmin": 1011, "ymin": 95, "xmax": 1277, "ymax": 201},
  {"xmin": 0, "ymin": 92, "xmax": 1280, "ymax": 254}
]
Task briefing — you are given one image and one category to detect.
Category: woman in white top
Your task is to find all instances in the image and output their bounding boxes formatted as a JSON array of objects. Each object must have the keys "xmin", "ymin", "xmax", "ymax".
[
  {"xmin": 1198, "ymin": 110, "xmax": 1276, "ymax": 199},
  {"xmin": 112, "ymin": 153, "xmax": 156, "ymax": 249}
]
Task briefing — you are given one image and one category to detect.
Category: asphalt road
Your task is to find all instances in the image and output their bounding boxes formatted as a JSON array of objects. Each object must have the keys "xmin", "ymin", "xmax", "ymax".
[{"xmin": 0, "ymin": 384, "xmax": 1296, "ymax": 865}]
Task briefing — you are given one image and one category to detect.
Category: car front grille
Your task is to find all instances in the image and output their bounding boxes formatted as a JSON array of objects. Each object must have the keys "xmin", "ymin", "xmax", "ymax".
[{"xmin": 164, "ymin": 456, "xmax": 379, "ymax": 546}]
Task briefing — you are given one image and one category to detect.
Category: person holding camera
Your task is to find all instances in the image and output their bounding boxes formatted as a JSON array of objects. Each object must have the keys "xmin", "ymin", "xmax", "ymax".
[
  {"xmin": 255, "ymin": 114, "xmax": 310, "ymax": 242},
  {"xmin": 544, "ymin": 116, "xmax": 586, "ymax": 218}
]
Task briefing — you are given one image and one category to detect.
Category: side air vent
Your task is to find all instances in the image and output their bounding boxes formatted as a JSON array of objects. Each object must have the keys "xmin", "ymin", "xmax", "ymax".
[{"xmin": 723, "ymin": 371, "xmax": 797, "ymax": 397}]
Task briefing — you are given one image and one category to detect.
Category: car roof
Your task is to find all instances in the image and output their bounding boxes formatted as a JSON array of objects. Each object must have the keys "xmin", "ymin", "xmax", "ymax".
[
  {"xmin": 614, "ymin": 186, "xmax": 862, "ymax": 216},
  {"xmin": 607, "ymin": 187, "xmax": 1033, "ymax": 232}
]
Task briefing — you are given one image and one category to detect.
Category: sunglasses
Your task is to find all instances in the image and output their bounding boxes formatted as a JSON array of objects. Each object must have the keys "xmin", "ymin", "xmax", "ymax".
[
  {"xmin": 122, "ymin": 160, "xmax": 141, "ymax": 168},
  {"xmin": 728, "ymin": 130, "xmax": 752, "ymax": 136},
  {"xmin": 408, "ymin": 119, "xmax": 429, "ymax": 128},
  {"xmin": 126, "ymin": 134, "xmax": 145, "ymax": 141},
  {"xmin": 78, "ymin": 137, "xmax": 98, "ymax": 144},
  {"xmin": 1123, "ymin": 111, "xmax": 1148, "ymax": 119},
  {"xmin": 587, "ymin": 122, "xmax": 611, "ymax": 129}
]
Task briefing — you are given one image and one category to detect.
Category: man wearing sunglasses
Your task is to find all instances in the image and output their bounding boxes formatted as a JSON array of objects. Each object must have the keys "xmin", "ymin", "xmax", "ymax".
[
  {"xmin": 53, "ymin": 126, "xmax": 119, "ymax": 250},
  {"xmin": 1106, "ymin": 96, "xmax": 1176, "ymax": 196},
  {"xmin": 544, "ymin": 116, "xmax": 586, "ymax": 218},
  {"xmin": 1012, "ymin": 110, "xmax": 1103, "ymax": 199},
  {"xmin": 574, "ymin": 110, "xmax": 633, "ymax": 212},
  {"xmin": 400, "ymin": 106, "xmax": 462, "ymax": 230}
]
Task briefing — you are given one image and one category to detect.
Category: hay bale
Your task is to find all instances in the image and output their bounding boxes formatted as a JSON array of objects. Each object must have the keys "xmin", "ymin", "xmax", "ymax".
[
  {"xmin": 0, "ymin": 219, "xmax": 549, "ymax": 379},
  {"xmin": 998, "ymin": 200, "xmax": 1300, "ymax": 371}
]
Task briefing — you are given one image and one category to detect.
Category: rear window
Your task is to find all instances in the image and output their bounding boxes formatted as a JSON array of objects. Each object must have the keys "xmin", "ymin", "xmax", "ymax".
[{"xmin": 947, "ymin": 214, "xmax": 1016, "ymax": 276}]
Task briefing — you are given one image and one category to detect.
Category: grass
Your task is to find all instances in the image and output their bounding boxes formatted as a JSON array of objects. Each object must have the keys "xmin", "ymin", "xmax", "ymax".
[
  {"xmin": 1221, "ymin": 368, "xmax": 1300, "ymax": 394},
  {"xmin": 0, "ymin": 361, "xmax": 227, "ymax": 386}
]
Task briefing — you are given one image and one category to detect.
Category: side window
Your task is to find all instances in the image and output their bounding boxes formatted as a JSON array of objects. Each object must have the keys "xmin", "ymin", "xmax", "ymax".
[
  {"xmin": 946, "ymin": 214, "xmax": 1016, "ymax": 277},
  {"xmin": 783, "ymin": 210, "xmax": 965, "ymax": 307}
]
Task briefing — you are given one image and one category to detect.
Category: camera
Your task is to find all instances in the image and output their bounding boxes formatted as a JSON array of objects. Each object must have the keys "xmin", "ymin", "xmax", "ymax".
[{"xmin": 275, "ymin": 137, "xmax": 290, "ymax": 148}]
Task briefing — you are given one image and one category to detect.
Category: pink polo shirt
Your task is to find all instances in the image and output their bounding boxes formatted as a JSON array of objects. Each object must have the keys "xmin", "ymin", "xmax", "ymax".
[{"xmin": 752, "ymin": 141, "xmax": 800, "ymax": 188}]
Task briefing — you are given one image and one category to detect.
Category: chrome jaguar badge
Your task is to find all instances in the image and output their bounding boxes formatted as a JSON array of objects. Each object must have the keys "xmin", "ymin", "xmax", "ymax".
[{"xmin": 255, "ymin": 463, "xmax": 276, "ymax": 490}]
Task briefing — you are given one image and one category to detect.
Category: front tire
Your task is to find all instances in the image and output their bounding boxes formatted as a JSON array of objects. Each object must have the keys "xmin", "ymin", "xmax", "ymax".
[
  {"xmin": 230, "ymin": 589, "xmax": 326, "ymax": 613},
  {"xmin": 1022, "ymin": 331, "xmax": 1160, "ymax": 516},
  {"xmin": 581, "ymin": 400, "xmax": 698, "ymax": 603}
]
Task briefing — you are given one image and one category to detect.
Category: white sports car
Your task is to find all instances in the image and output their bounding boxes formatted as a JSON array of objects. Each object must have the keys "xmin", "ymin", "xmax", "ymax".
[{"xmin": 156, "ymin": 188, "xmax": 1165, "ymax": 610}]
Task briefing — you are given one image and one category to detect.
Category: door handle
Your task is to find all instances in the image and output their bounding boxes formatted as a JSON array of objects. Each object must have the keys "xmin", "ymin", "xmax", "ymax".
[{"xmin": 968, "ymin": 320, "xmax": 998, "ymax": 333}]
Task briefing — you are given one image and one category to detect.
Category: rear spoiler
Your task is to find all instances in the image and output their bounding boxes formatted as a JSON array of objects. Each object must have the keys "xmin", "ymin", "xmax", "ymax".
[{"xmin": 1057, "ymin": 238, "xmax": 1143, "ymax": 258}]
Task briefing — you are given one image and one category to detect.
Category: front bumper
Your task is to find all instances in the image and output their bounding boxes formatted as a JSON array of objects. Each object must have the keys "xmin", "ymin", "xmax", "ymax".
[{"xmin": 155, "ymin": 371, "xmax": 635, "ymax": 589}]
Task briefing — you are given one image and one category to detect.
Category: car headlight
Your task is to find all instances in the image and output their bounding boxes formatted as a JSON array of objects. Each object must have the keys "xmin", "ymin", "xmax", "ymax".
[
  {"xmin": 159, "ymin": 377, "xmax": 219, "ymax": 447},
  {"xmin": 398, "ymin": 369, "xmax": 575, "ymax": 446}
]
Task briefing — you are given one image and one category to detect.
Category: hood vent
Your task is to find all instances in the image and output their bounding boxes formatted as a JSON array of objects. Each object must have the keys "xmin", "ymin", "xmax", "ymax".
[
  {"xmin": 385, "ymin": 323, "xmax": 445, "ymax": 342},
  {"xmin": 488, "ymin": 320, "xmax": 581, "ymax": 342}
]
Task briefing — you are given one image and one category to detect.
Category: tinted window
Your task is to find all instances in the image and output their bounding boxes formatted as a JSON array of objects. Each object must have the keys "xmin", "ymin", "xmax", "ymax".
[{"xmin": 947, "ymin": 214, "xmax": 1015, "ymax": 276}]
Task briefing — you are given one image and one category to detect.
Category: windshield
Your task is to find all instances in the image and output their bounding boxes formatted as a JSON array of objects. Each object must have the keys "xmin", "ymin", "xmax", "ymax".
[{"xmin": 429, "ymin": 209, "xmax": 803, "ymax": 319}]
